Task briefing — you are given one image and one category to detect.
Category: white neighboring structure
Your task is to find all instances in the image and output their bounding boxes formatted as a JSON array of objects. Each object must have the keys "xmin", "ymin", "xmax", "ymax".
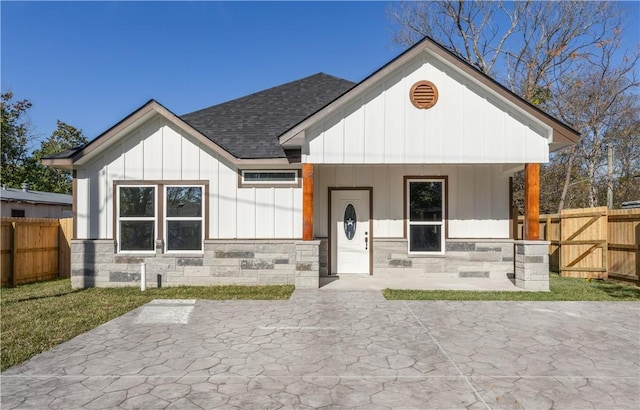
[
  {"xmin": 0, "ymin": 184, "xmax": 72, "ymax": 219},
  {"xmin": 43, "ymin": 36, "xmax": 579, "ymax": 290}
]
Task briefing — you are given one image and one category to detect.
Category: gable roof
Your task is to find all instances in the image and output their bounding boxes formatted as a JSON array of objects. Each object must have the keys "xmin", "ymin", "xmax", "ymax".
[
  {"xmin": 43, "ymin": 36, "xmax": 578, "ymax": 168},
  {"xmin": 43, "ymin": 74, "xmax": 355, "ymax": 167},
  {"xmin": 180, "ymin": 73, "xmax": 355, "ymax": 159},
  {"xmin": 279, "ymin": 36, "xmax": 580, "ymax": 150}
]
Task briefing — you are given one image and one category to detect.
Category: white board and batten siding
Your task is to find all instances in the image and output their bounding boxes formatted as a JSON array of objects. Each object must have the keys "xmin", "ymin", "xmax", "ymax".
[
  {"xmin": 315, "ymin": 164, "xmax": 510, "ymax": 239},
  {"xmin": 75, "ymin": 115, "xmax": 301, "ymax": 240},
  {"xmin": 304, "ymin": 52, "xmax": 550, "ymax": 165}
]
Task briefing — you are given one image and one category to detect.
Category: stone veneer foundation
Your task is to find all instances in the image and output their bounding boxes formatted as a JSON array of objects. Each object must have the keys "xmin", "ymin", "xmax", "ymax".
[
  {"xmin": 71, "ymin": 239, "xmax": 320, "ymax": 289},
  {"xmin": 72, "ymin": 238, "xmax": 549, "ymax": 291},
  {"xmin": 370, "ymin": 238, "xmax": 515, "ymax": 279}
]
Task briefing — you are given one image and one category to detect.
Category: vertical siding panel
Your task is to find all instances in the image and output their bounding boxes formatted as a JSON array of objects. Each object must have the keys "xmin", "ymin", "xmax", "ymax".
[
  {"xmin": 162, "ymin": 124, "xmax": 183, "ymax": 180},
  {"xmin": 492, "ymin": 165, "xmax": 510, "ymax": 238},
  {"xmin": 274, "ymin": 188, "xmax": 294, "ymax": 238},
  {"xmin": 505, "ymin": 115, "xmax": 526, "ymax": 162},
  {"xmin": 255, "ymin": 188, "xmax": 274, "ymax": 238},
  {"xmin": 306, "ymin": 125, "xmax": 323, "ymax": 164},
  {"xmin": 87, "ymin": 164, "xmax": 100, "ymax": 239},
  {"xmin": 474, "ymin": 166, "xmax": 492, "ymax": 236},
  {"xmin": 97, "ymin": 163, "xmax": 108, "ymax": 239},
  {"xmin": 484, "ymin": 104, "xmax": 506, "ymax": 162},
  {"xmin": 404, "ymin": 59, "xmax": 425, "ymax": 163},
  {"xmin": 343, "ymin": 100, "xmax": 365, "ymax": 163},
  {"xmin": 292, "ymin": 187, "xmax": 302, "ymax": 238},
  {"xmin": 355, "ymin": 165, "xmax": 373, "ymax": 187},
  {"xmin": 456, "ymin": 166, "xmax": 475, "ymax": 237},
  {"xmin": 122, "ymin": 131, "xmax": 143, "ymax": 180},
  {"xmin": 181, "ymin": 135, "xmax": 200, "ymax": 180},
  {"xmin": 388, "ymin": 165, "xmax": 405, "ymax": 237},
  {"xmin": 236, "ymin": 187, "xmax": 255, "ymax": 238},
  {"xmin": 423, "ymin": 62, "xmax": 444, "ymax": 162},
  {"xmin": 363, "ymin": 86, "xmax": 385, "ymax": 163},
  {"xmin": 372, "ymin": 166, "xmax": 390, "ymax": 237},
  {"xmin": 199, "ymin": 148, "xmax": 219, "ymax": 239},
  {"xmin": 384, "ymin": 72, "xmax": 405, "ymax": 163},
  {"xmin": 440, "ymin": 72, "xmax": 464, "ymax": 162},
  {"xmin": 76, "ymin": 170, "xmax": 89, "ymax": 239},
  {"xmin": 446, "ymin": 166, "xmax": 459, "ymax": 237},
  {"xmin": 314, "ymin": 165, "xmax": 334, "ymax": 238},
  {"xmin": 105, "ymin": 149, "xmax": 124, "ymax": 239},
  {"xmin": 143, "ymin": 120, "xmax": 163, "ymax": 180},
  {"xmin": 463, "ymin": 90, "xmax": 484, "ymax": 162},
  {"xmin": 217, "ymin": 163, "xmax": 237, "ymax": 238},
  {"xmin": 323, "ymin": 115, "xmax": 344, "ymax": 163},
  {"xmin": 335, "ymin": 165, "xmax": 355, "ymax": 187}
]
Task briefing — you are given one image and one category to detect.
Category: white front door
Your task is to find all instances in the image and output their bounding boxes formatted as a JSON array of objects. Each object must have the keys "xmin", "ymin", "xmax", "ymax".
[{"xmin": 331, "ymin": 190, "xmax": 370, "ymax": 274}]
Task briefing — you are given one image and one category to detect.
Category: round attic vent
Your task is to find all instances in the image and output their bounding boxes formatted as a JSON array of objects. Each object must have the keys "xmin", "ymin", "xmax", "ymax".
[{"xmin": 410, "ymin": 81, "xmax": 439, "ymax": 109}]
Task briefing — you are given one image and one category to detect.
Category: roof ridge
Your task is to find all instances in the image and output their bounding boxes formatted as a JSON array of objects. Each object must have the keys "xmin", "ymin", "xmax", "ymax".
[{"xmin": 180, "ymin": 73, "xmax": 354, "ymax": 118}]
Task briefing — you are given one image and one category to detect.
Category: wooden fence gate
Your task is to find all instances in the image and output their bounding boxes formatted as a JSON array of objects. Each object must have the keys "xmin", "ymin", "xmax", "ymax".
[
  {"xmin": 560, "ymin": 207, "xmax": 608, "ymax": 279},
  {"xmin": 518, "ymin": 207, "xmax": 640, "ymax": 284}
]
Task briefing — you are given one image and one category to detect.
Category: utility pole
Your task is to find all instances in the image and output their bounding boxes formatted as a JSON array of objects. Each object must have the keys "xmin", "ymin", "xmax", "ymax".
[{"xmin": 607, "ymin": 144, "xmax": 613, "ymax": 209}]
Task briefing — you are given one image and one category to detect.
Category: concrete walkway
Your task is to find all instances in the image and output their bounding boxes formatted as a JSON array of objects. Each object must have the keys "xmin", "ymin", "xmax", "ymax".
[
  {"xmin": 320, "ymin": 275, "xmax": 523, "ymax": 291},
  {"xmin": 1, "ymin": 291, "xmax": 639, "ymax": 409}
]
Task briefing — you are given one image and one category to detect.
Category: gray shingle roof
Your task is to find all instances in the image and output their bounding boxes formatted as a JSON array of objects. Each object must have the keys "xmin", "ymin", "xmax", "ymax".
[
  {"xmin": 0, "ymin": 187, "xmax": 72, "ymax": 205},
  {"xmin": 180, "ymin": 73, "xmax": 355, "ymax": 159}
]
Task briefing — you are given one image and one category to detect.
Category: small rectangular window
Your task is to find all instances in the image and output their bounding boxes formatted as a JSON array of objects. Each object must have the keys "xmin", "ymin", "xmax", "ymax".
[
  {"xmin": 11, "ymin": 209, "xmax": 25, "ymax": 218},
  {"xmin": 407, "ymin": 178, "xmax": 445, "ymax": 255},
  {"xmin": 241, "ymin": 170, "xmax": 298, "ymax": 185},
  {"xmin": 117, "ymin": 186, "xmax": 156, "ymax": 253}
]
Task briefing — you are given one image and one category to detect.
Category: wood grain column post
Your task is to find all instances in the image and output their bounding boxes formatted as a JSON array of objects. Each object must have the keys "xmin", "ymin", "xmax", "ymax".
[
  {"xmin": 302, "ymin": 163, "xmax": 314, "ymax": 241},
  {"xmin": 524, "ymin": 163, "xmax": 540, "ymax": 240}
]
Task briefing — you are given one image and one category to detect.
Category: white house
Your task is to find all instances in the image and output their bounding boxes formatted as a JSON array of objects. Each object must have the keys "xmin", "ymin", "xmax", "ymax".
[{"xmin": 43, "ymin": 37, "xmax": 578, "ymax": 290}]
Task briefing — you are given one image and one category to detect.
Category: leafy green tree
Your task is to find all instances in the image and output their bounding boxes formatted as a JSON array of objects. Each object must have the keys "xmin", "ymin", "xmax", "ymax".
[
  {"xmin": 30, "ymin": 120, "xmax": 87, "ymax": 194},
  {"xmin": 1, "ymin": 92, "xmax": 33, "ymax": 188}
]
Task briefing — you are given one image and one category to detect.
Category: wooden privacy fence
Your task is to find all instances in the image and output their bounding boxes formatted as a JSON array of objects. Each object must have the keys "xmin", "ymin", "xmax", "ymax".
[
  {"xmin": 1, "ymin": 217, "xmax": 73, "ymax": 287},
  {"xmin": 517, "ymin": 207, "xmax": 640, "ymax": 284}
]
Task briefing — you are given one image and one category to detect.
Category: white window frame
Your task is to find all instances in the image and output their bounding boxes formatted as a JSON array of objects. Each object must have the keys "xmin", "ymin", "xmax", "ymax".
[
  {"xmin": 164, "ymin": 185, "xmax": 205, "ymax": 254},
  {"xmin": 241, "ymin": 170, "xmax": 298, "ymax": 185},
  {"xmin": 117, "ymin": 185, "xmax": 157, "ymax": 254},
  {"xmin": 406, "ymin": 178, "xmax": 446, "ymax": 255}
]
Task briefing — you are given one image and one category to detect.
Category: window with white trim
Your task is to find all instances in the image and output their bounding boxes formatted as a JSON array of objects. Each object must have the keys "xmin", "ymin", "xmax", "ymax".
[
  {"xmin": 407, "ymin": 178, "xmax": 445, "ymax": 254},
  {"xmin": 165, "ymin": 185, "xmax": 204, "ymax": 252},
  {"xmin": 241, "ymin": 170, "xmax": 297, "ymax": 184},
  {"xmin": 117, "ymin": 186, "xmax": 156, "ymax": 253}
]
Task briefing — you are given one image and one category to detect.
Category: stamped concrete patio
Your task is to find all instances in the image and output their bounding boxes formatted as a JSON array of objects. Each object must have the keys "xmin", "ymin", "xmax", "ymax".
[{"xmin": 1, "ymin": 290, "xmax": 639, "ymax": 409}]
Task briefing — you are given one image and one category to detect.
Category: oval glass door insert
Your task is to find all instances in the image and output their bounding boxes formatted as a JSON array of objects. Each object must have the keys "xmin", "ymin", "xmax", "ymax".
[{"xmin": 344, "ymin": 203, "xmax": 357, "ymax": 240}]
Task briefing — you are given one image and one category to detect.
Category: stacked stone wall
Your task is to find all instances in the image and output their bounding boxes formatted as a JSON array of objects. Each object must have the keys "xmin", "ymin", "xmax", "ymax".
[
  {"xmin": 71, "ymin": 239, "xmax": 318, "ymax": 289},
  {"xmin": 372, "ymin": 238, "xmax": 514, "ymax": 279}
]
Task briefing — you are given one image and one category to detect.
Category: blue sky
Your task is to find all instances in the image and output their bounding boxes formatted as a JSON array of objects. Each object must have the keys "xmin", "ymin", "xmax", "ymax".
[
  {"xmin": 2, "ymin": 1, "xmax": 401, "ymax": 146},
  {"xmin": 2, "ymin": 1, "xmax": 638, "ymax": 149}
]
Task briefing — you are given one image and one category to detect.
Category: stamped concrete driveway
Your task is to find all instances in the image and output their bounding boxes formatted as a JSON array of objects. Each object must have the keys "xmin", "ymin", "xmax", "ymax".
[{"xmin": 2, "ymin": 290, "xmax": 639, "ymax": 409}]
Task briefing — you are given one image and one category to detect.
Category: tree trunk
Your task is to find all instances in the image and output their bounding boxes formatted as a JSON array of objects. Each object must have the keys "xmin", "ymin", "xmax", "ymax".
[{"xmin": 558, "ymin": 145, "xmax": 576, "ymax": 212}]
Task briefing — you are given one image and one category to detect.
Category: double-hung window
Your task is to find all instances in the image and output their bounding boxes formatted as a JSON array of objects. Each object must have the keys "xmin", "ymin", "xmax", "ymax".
[
  {"xmin": 407, "ymin": 178, "xmax": 445, "ymax": 255},
  {"xmin": 164, "ymin": 185, "xmax": 204, "ymax": 253},
  {"xmin": 117, "ymin": 183, "xmax": 205, "ymax": 254},
  {"xmin": 117, "ymin": 186, "xmax": 156, "ymax": 253}
]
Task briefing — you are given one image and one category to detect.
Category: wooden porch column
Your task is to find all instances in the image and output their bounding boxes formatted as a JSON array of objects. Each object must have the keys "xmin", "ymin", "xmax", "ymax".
[
  {"xmin": 524, "ymin": 163, "xmax": 540, "ymax": 240},
  {"xmin": 302, "ymin": 163, "xmax": 314, "ymax": 240}
]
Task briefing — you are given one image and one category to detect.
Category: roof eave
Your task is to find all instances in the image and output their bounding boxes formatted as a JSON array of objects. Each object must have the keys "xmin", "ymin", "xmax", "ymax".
[{"xmin": 41, "ymin": 158, "xmax": 74, "ymax": 170}]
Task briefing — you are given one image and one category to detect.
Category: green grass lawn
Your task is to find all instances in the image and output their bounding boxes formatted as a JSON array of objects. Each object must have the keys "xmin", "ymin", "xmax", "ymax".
[
  {"xmin": 0, "ymin": 279, "xmax": 294, "ymax": 371},
  {"xmin": 384, "ymin": 272, "xmax": 640, "ymax": 301}
]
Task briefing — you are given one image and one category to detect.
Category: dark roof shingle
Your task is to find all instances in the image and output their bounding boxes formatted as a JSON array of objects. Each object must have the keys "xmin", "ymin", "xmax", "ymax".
[{"xmin": 180, "ymin": 73, "xmax": 355, "ymax": 159}]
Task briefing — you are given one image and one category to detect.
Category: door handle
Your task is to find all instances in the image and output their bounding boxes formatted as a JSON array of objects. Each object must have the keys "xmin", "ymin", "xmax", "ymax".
[{"xmin": 365, "ymin": 232, "xmax": 368, "ymax": 250}]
